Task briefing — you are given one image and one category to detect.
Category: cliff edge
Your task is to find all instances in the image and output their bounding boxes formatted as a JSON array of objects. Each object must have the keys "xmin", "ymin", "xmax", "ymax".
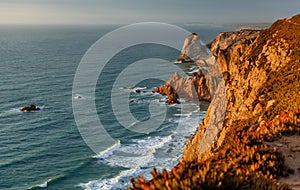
[
  {"xmin": 130, "ymin": 14, "xmax": 300, "ymax": 189},
  {"xmin": 183, "ymin": 14, "xmax": 300, "ymax": 161}
]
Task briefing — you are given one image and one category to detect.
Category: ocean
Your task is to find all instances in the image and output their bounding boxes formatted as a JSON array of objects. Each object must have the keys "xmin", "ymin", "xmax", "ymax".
[{"xmin": 0, "ymin": 24, "xmax": 230, "ymax": 190}]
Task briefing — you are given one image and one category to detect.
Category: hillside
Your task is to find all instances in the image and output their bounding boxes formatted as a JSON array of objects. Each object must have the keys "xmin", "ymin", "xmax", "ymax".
[{"xmin": 129, "ymin": 14, "xmax": 300, "ymax": 189}]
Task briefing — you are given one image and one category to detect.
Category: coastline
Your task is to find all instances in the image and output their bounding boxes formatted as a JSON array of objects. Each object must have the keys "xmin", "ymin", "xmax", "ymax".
[{"xmin": 129, "ymin": 14, "xmax": 300, "ymax": 189}]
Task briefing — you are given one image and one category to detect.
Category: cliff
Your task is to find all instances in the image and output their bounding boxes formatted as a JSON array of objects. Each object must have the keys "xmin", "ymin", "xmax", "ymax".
[
  {"xmin": 130, "ymin": 14, "xmax": 300, "ymax": 189},
  {"xmin": 183, "ymin": 14, "xmax": 300, "ymax": 161},
  {"xmin": 154, "ymin": 30, "xmax": 260, "ymax": 105},
  {"xmin": 182, "ymin": 29, "xmax": 261, "ymax": 161}
]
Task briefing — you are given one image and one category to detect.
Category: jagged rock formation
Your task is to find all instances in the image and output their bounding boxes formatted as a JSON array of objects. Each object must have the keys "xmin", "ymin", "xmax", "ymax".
[
  {"xmin": 152, "ymin": 70, "xmax": 210, "ymax": 103},
  {"xmin": 177, "ymin": 33, "xmax": 211, "ymax": 65},
  {"xmin": 154, "ymin": 33, "xmax": 216, "ymax": 104},
  {"xmin": 155, "ymin": 30, "xmax": 260, "ymax": 105}
]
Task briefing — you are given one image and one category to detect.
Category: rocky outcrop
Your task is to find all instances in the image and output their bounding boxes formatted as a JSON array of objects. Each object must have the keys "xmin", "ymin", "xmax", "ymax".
[
  {"xmin": 19, "ymin": 104, "xmax": 40, "ymax": 112},
  {"xmin": 152, "ymin": 80, "xmax": 180, "ymax": 104},
  {"xmin": 155, "ymin": 30, "xmax": 260, "ymax": 105},
  {"xmin": 155, "ymin": 32, "xmax": 216, "ymax": 104},
  {"xmin": 177, "ymin": 33, "xmax": 211, "ymax": 65},
  {"xmin": 183, "ymin": 14, "xmax": 300, "ymax": 162},
  {"xmin": 153, "ymin": 70, "xmax": 210, "ymax": 104}
]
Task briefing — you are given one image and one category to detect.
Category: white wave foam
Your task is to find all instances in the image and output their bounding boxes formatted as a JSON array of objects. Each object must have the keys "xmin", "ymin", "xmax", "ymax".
[
  {"xmin": 99, "ymin": 135, "xmax": 172, "ymax": 169},
  {"xmin": 131, "ymin": 135, "xmax": 172, "ymax": 149},
  {"xmin": 74, "ymin": 94, "xmax": 86, "ymax": 99},
  {"xmin": 82, "ymin": 134, "xmax": 175, "ymax": 189},
  {"xmin": 29, "ymin": 178, "xmax": 52, "ymax": 189},
  {"xmin": 188, "ymin": 67, "xmax": 200, "ymax": 74},
  {"xmin": 173, "ymin": 112, "xmax": 192, "ymax": 117},
  {"xmin": 133, "ymin": 87, "xmax": 147, "ymax": 90},
  {"xmin": 93, "ymin": 140, "xmax": 121, "ymax": 159},
  {"xmin": 0, "ymin": 108, "xmax": 21, "ymax": 117},
  {"xmin": 83, "ymin": 107, "xmax": 204, "ymax": 190},
  {"xmin": 38, "ymin": 181, "xmax": 48, "ymax": 188},
  {"xmin": 79, "ymin": 168, "xmax": 144, "ymax": 190},
  {"xmin": 119, "ymin": 86, "xmax": 147, "ymax": 93}
]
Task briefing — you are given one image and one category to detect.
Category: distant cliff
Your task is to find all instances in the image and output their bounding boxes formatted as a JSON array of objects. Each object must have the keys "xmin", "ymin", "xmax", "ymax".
[{"xmin": 130, "ymin": 14, "xmax": 300, "ymax": 189}]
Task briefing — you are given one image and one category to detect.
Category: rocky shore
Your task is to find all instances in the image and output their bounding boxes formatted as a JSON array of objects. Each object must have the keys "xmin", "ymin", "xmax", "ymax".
[{"xmin": 130, "ymin": 14, "xmax": 300, "ymax": 189}]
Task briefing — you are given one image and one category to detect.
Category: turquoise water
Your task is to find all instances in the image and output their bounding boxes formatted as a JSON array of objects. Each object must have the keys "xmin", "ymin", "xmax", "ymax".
[{"xmin": 0, "ymin": 24, "xmax": 229, "ymax": 190}]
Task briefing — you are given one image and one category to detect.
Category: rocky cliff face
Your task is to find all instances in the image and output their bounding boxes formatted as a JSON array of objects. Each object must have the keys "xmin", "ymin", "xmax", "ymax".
[
  {"xmin": 153, "ymin": 32, "xmax": 215, "ymax": 104},
  {"xmin": 154, "ymin": 29, "xmax": 260, "ymax": 105},
  {"xmin": 130, "ymin": 14, "xmax": 300, "ymax": 189},
  {"xmin": 183, "ymin": 14, "xmax": 300, "ymax": 161},
  {"xmin": 154, "ymin": 29, "xmax": 262, "ymax": 153},
  {"xmin": 181, "ymin": 29, "xmax": 260, "ymax": 161}
]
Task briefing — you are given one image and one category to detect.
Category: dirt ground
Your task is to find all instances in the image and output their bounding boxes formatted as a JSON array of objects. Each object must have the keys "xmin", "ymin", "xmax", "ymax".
[{"xmin": 265, "ymin": 135, "xmax": 300, "ymax": 190}]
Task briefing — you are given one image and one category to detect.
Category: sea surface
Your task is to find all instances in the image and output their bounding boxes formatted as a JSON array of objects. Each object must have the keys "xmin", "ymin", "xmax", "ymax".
[{"xmin": 0, "ymin": 24, "xmax": 230, "ymax": 190}]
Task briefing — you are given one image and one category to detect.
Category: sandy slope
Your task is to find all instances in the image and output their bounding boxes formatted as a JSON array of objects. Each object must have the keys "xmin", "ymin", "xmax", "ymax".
[{"xmin": 266, "ymin": 136, "xmax": 300, "ymax": 189}]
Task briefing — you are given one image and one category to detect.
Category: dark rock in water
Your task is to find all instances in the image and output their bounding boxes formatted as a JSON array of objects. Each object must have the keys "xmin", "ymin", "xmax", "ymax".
[
  {"xmin": 135, "ymin": 89, "xmax": 141, "ymax": 93},
  {"xmin": 167, "ymin": 148, "xmax": 173, "ymax": 153},
  {"xmin": 19, "ymin": 104, "xmax": 40, "ymax": 112}
]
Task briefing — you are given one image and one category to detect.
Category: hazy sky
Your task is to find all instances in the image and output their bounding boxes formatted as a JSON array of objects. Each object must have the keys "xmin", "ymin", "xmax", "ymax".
[{"xmin": 0, "ymin": 0, "xmax": 299, "ymax": 24}]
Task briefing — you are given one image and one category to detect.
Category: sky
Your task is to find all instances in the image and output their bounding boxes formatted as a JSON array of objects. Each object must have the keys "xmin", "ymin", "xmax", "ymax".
[{"xmin": 0, "ymin": 0, "xmax": 299, "ymax": 25}]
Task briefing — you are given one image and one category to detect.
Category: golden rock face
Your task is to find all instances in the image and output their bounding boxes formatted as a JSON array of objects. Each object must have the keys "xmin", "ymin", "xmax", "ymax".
[
  {"xmin": 183, "ymin": 14, "xmax": 300, "ymax": 162},
  {"xmin": 129, "ymin": 14, "xmax": 300, "ymax": 189}
]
